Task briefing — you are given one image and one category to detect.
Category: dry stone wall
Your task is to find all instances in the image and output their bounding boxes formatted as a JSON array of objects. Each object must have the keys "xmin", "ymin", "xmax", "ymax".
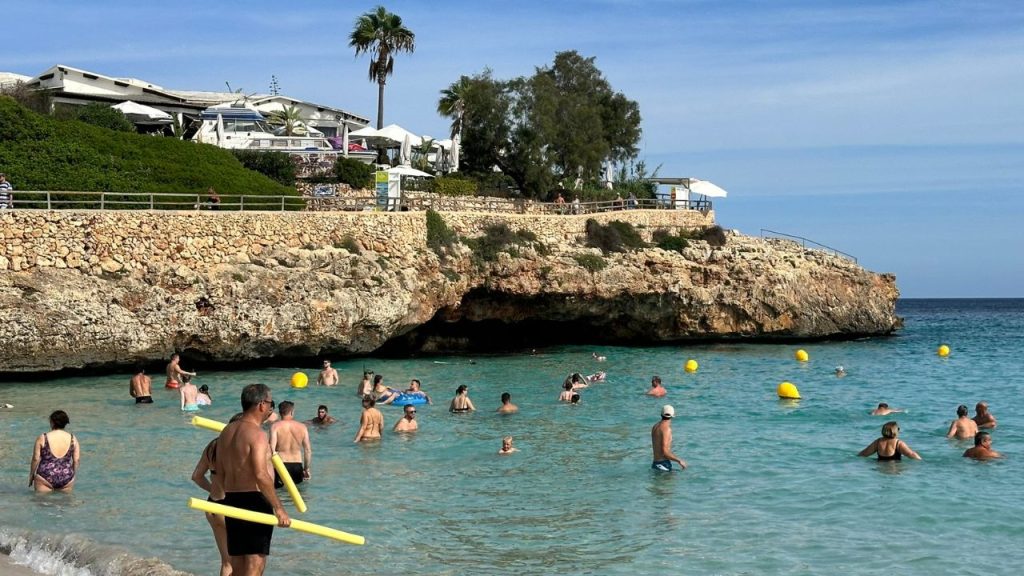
[{"xmin": 0, "ymin": 209, "xmax": 715, "ymax": 275}]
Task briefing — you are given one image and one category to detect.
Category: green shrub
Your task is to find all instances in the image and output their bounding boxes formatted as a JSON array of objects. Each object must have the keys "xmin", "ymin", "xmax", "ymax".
[
  {"xmin": 0, "ymin": 96, "xmax": 297, "ymax": 207},
  {"xmin": 584, "ymin": 218, "xmax": 647, "ymax": 253},
  {"xmin": 653, "ymin": 229, "xmax": 690, "ymax": 253},
  {"xmin": 425, "ymin": 209, "xmax": 458, "ymax": 256},
  {"xmin": 233, "ymin": 150, "xmax": 296, "ymax": 185},
  {"xmin": 464, "ymin": 222, "xmax": 545, "ymax": 263},
  {"xmin": 333, "ymin": 157, "xmax": 374, "ymax": 189},
  {"xmin": 71, "ymin": 102, "xmax": 135, "ymax": 133},
  {"xmin": 432, "ymin": 175, "xmax": 477, "ymax": 196},
  {"xmin": 700, "ymin": 225, "xmax": 728, "ymax": 247},
  {"xmin": 573, "ymin": 253, "xmax": 607, "ymax": 273}
]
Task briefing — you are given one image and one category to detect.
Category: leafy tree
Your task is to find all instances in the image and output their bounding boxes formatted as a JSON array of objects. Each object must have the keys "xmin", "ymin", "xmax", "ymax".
[
  {"xmin": 267, "ymin": 103, "xmax": 304, "ymax": 136},
  {"xmin": 349, "ymin": 6, "xmax": 415, "ymax": 129},
  {"xmin": 452, "ymin": 51, "xmax": 641, "ymax": 198},
  {"xmin": 437, "ymin": 75, "xmax": 471, "ymax": 139}
]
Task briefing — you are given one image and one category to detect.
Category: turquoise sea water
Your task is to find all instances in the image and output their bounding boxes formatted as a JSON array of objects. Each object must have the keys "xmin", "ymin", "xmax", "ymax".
[{"xmin": 1, "ymin": 299, "xmax": 1022, "ymax": 575}]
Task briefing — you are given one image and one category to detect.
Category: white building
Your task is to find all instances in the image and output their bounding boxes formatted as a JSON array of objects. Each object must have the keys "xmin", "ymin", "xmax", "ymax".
[{"xmin": 6, "ymin": 64, "xmax": 370, "ymax": 141}]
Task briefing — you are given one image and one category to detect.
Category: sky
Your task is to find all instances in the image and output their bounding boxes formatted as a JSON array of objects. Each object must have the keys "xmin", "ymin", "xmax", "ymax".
[{"xmin": 2, "ymin": 0, "xmax": 1022, "ymax": 297}]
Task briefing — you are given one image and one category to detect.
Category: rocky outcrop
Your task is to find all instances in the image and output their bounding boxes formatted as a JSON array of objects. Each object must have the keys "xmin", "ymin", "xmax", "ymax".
[{"xmin": 0, "ymin": 209, "xmax": 899, "ymax": 373}]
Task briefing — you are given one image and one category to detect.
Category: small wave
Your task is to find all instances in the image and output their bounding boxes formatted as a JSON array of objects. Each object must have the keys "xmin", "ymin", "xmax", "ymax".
[{"xmin": 0, "ymin": 527, "xmax": 193, "ymax": 576}]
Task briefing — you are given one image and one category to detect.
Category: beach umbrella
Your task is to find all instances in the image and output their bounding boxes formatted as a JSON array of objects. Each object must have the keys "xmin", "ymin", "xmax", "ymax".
[
  {"xmin": 111, "ymin": 100, "xmax": 172, "ymax": 124},
  {"xmin": 450, "ymin": 135, "xmax": 460, "ymax": 172},
  {"xmin": 342, "ymin": 125, "xmax": 350, "ymax": 158},
  {"xmin": 386, "ymin": 165, "xmax": 434, "ymax": 178},
  {"xmin": 216, "ymin": 113, "xmax": 224, "ymax": 145},
  {"xmin": 604, "ymin": 161, "xmax": 614, "ymax": 190},
  {"xmin": 688, "ymin": 179, "xmax": 729, "ymax": 198},
  {"xmin": 434, "ymin": 141, "xmax": 445, "ymax": 171},
  {"xmin": 349, "ymin": 125, "xmax": 380, "ymax": 138},
  {"xmin": 400, "ymin": 133, "xmax": 412, "ymax": 166}
]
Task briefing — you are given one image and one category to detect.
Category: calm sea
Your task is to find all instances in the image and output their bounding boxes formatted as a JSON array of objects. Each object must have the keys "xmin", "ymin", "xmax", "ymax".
[{"xmin": 1, "ymin": 299, "xmax": 1022, "ymax": 575}]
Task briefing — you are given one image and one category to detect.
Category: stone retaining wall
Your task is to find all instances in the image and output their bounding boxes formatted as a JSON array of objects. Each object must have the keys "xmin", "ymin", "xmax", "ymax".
[{"xmin": 0, "ymin": 209, "xmax": 715, "ymax": 274}]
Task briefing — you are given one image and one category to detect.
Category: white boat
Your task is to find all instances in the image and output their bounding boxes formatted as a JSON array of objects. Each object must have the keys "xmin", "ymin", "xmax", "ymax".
[{"xmin": 192, "ymin": 101, "xmax": 336, "ymax": 152}]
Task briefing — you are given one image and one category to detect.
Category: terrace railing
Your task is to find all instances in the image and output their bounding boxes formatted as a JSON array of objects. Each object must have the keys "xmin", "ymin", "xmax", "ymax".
[
  {"xmin": 2, "ymin": 191, "xmax": 714, "ymax": 215},
  {"xmin": 760, "ymin": 228, "xmax": 857, "ymax": 263}
]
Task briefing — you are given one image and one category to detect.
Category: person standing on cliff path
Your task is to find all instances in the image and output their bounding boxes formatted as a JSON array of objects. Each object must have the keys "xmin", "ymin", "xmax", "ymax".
[
  {"xmin": 129, "ymin": 364, "xmax": 153, "ymax": 404},
  {"xmin": 207, "ymin": 187, "xmax": 221, "ymax": 210},
  {"xmin": 0, "ymin": 173, "xmax": 12, "ymax": 209},
  {"xmin": 166, "ymin": 353, "xmax": 196, "ymax": 389}
]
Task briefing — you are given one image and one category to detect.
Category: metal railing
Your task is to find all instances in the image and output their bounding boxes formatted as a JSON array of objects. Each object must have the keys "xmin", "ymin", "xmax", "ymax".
[
  {"xmin": 760, "ymin": 228, "xmax": 857, "ymax": 263},
  {"xmin": 0, "ymin": 190, "xmax": 714, "ymax": 215}
]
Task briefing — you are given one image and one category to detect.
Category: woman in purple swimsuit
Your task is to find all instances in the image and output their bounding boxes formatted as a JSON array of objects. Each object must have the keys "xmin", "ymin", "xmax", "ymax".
[{"xmin": 29, "ymin": 410, "xmax": 80, "ymax": 493}]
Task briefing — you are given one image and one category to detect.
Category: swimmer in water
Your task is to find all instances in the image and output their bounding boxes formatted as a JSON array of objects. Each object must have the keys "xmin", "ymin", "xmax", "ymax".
[
  {"xmin": 835, "ymin": 366, "xmax": 846, "ymax": 378},
  {"xmin": 165, "ymin": 353, "xmax": 195, "ymax": 389},
  {"xmin": 498, "ymin": 436, "xmax": 518, "ymax": 455},
  {"xmin": 947, "ymin": 405, "xmax": 979, "ymax": 440},
  {"xmin": 963, "ymin": 432, "xmax": 1002, "ymax": 460},
  {"xmin": 593, "ymin": 352, "xmax": 607, "ymax": 362},
  {"xmin": 449, "ymin": 385, "xmax": 475, "ymax": 413},
  {"xmin": 871, "ymin": 403, "xmax": 904, "ymax": 416}
]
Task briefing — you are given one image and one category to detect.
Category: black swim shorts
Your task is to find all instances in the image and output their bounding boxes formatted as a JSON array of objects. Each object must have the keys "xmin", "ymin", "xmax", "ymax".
[
  {"xmin": 135, "ymin": 396, "xmax": 153, "ymax": 404},
  {"xmin": 274, "ymin": 461, "xmax": 305, "ymax": 488},
  {"xmin": 223, "ymin": 491, "xmax": 274, "ymax": 556}
]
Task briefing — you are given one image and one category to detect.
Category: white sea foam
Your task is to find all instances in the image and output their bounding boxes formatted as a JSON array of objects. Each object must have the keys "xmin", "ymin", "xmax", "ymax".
[{"xmin": 0, "ymin": 528, "xmax": 191, "ymax": 576}]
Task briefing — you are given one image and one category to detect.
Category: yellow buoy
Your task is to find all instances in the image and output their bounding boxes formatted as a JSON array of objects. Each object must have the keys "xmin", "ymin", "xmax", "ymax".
[
  {"xmin": 937, "ymin": 344, "xmax": 950, "ymax": 357},
  {"xmin": 777, "ymin": 381, "xmax": 800, "ymax": 399},
  {"xmin": 795, "ymin": 349, "xmax": 809, "ymax": 362},
  {"xmin": 685, "ymin": 359, "xmax": 699, "ymax": 373},
  {"xmin": 291, "ymin": 372, "xmax": 308, "ymax": 388}
]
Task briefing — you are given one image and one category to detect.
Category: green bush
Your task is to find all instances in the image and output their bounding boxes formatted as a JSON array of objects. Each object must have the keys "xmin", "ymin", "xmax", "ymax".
[
  {"xmin": 233, "ymin": 150, "xmax": 296, "ymax": 185},
  {"xmin": 653, "ymin": 229, "xmax": 689, "ymax": 254},
  {"xmin": 464, "ymin": 222, "xmax": 547, "ymax": 263},
  {"xmin": 573, "ymin": 253, "xmax": 607, "ymax": 273},
  {"xmin": 584, "ymin": 219, "xmax": 647, "ymax": 253},
  {"xmin": 425, "ymin": 209, "xmax": 458, "ymax": 256},
  {"xmin": 432, "ymin": 175, "xmax": 478, "ymax": 196},
  {"xmin": 0, "ymin": 96, "xmax": 297, "ymax": 208},
  {"xmin": 700, "ymin": 225, "xmax": 728, "ymax": 247},
  {"xmin": 333, "ymin": 157, "xmax": 374, "ymax": 189},
  {"xmin": 71, "ymin": 103, "xmax": 135, "ymax": 133}
]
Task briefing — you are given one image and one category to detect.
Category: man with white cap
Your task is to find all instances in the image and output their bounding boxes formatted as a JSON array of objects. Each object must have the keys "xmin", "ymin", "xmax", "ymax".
[{"xmin": 651, "ymin": 405, "xmax": 687, "ymax": 471}]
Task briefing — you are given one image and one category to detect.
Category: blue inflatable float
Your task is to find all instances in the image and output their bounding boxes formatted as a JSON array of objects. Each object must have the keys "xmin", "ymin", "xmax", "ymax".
[{"xmin": 390, "ymin": 393, "xmax": 429, "ymax": 407}]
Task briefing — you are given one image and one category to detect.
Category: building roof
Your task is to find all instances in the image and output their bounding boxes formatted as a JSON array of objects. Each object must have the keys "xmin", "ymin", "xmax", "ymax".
[{"xmin": 15, "ymin": 64, "xmax": 369, "ymax": 124}]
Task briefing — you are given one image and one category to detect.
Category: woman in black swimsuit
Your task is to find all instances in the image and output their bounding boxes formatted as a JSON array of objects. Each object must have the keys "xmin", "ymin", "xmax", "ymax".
[
  {"xmin": 858, "ymin": 421, "xmax": 922, "ymax": 461},
  {"xmin": 449, "ymin": 384, "xmax": 476, "ymax": 413}
]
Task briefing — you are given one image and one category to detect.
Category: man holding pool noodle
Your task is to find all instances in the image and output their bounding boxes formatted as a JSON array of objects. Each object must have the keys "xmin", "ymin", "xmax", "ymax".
[{"xmin": 217, "ymin": 383, "xmax": 290, "ymax": 576}]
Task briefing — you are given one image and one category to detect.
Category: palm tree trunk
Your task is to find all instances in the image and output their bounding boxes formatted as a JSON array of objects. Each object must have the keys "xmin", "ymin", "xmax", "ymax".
[{"xmin": 376, "ymin": 80, "xmax": 386, "ymax": 129}]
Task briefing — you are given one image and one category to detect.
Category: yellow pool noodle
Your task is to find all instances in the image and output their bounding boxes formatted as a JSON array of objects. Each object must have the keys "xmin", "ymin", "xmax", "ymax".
[
  {"xmin": 188, "ymin": 497, "xmax": 364, "ymax": 546},
  {"xmin": 272, "ymin": 452, "xmax": 308, "ymax": 513},
  {"xmin": 190, "ymin": 417, "xmax": 308, "ymax": 513},
  {"xmin": 191, "ymin": 415, "xmax": 226, "ymax": 432}
]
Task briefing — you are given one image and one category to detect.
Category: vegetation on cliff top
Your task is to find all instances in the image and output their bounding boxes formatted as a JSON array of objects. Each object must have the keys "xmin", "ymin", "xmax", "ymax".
[{"xmin": 0, "ymin": 96, "xmax": 297, "ymax": 205}]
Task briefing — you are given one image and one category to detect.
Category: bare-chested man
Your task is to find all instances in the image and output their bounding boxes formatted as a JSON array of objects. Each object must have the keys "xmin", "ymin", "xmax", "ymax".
[
  {"xmin": 973, "ymin": 402, "xmax": 997, "ymax": 429},
  {"xmin": 317, "ymin": 360, "xmax": 339, "ymax": 387},
  {"xmin": 218, "ymin": 384, "xmax": 289, "ymax": 576},
  {"xmin": 130, "ymin": 364, "xmax": 153, "ymax": 404},
  {"xmin": 647, "ymin": 376, "xmax": 667, "ymax": 398},
  {"xmin": 180, "ymin": 374, "xmax": 200, "ymax": 412},
  {"xmin": 871, "ymin": 403, "xmax": 904, "ymax": 416},
  {"xmin": 166, "ymin": 353, "xmax": 196, "ymax": 389},
  {"xmin": 270, "ymin": 401, "xmax": 312, "ymax": 488},
  {"xmin": 393, "ymin": 404, "xmax": 418, "ymax": 433},
  {"xmin": 496, "ymin": 392, "xmax": 518, "ymax": 414},
  {"xmin": 307, "ymin": 405, "xmax": 337, "ymax": 426},
  {"xmin": 963, "ymin": 432, "xmax": 1002, "ymax": 460},
  {"xmin": 947, "ymin": 405, "xmax": 979, "ymax": 440},
  {"xmin": 651, "ymin": 405, "xmax": 687, "ymax": 472},
  {"xmin": 354, "ymin": 395, "xmax": 383, "ymax": 442}
]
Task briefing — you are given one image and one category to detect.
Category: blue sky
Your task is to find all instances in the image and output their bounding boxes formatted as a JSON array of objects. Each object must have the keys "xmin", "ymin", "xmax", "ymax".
[{"xmin": 3, "ymin": 0, "xmax": 1022, "ymax": 297}]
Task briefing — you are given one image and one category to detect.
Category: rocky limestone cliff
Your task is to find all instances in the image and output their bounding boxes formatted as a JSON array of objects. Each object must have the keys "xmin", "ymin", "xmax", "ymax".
[{"xmin": 0, "ymin": 210, "xmax": 900, "ymax": 373}]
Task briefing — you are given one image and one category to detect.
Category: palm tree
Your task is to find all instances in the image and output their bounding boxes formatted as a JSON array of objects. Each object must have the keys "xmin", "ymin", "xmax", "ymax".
[
  {"xmin": 267, "ymin": 103, "xmax": 304, "ymax": 136},
  {"xmin": 349, "ymin": 6, "xmax": 416, "ymax": 129},
  {"xmin": 437, "ymin": 75, "xmax": 471, "ymax": 139}
]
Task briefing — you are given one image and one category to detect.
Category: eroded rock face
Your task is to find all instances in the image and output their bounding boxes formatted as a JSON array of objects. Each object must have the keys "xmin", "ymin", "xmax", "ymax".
[{"xmin": 0, "ymin": 211, "xmax": 899, "ymax": 373}]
